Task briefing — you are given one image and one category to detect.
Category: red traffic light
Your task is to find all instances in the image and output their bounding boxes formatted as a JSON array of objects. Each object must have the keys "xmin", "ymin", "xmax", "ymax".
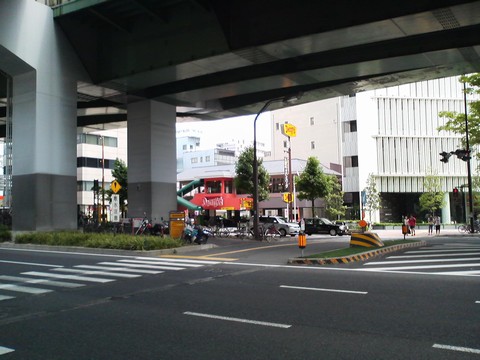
[{"xmin": 453, "ymin": 187, "xmax": 459, "ymax": 196}]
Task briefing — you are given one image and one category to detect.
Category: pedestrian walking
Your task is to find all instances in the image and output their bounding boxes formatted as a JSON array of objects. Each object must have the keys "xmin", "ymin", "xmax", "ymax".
[
  {"xmin": 408, "ymin": 215, "xmax": 417, "ymax": 236},
  {"xmin": 427, "ymin": 214, "xmax": 434, "ymax": 235},
  {"xmin": 435, "ymin": 215, "xmax": 441, "ymax": 234},
  {"xmin": 403, "ymin": 216, "xmax": 410, "ymax": 235}
]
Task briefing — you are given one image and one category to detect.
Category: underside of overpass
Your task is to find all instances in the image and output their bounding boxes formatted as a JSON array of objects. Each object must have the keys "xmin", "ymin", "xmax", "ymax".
[
  {"xmin": 1, "ymin": 0, "xmax": 480, "ymax": 231},
  {"xmin": 2, "ymin": 0, "xmax": 480, "ymax": 132}
]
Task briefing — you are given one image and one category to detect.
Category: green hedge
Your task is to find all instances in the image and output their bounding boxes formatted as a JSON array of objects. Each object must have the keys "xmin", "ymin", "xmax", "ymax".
[{"xmin": 15, "ymin": 232, "xmax": 183, "ymax": 251}]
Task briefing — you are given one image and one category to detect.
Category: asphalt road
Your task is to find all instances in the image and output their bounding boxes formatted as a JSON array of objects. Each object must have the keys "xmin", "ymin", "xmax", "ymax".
[{"xmin": 0, "ymin": 231, "xmax": 479, "ymax": 359}]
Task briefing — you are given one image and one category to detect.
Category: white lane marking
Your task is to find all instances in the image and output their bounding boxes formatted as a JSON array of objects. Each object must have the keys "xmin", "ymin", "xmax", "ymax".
[
  {"xmin": 389, "ymin": 252, "xmax": 480, "ymax": 258},
  {"xmin": 121, "ymin": 259, "xmax": 202, "ymax": 268},
  {"xmin": 75, "ymin": 265, "xmax": 163, "ymax": 274},
  {"xmin": 432, "ymin": 343, "xmax": 480, "ymax": 354},
  {"xmin": 280, "ymin": 285, "xmax": 367, "ymax": 295},
  {"xmin": 0, "ymin": 283, "xmax": 52, "ymax": 294},
  {"xmin": 102, "ymin": 261, "xmax": 184, "ymax": 271},
  {"xmin": 51, "ymin": 268, "xmax": 141, "ymax": 278},
  {"xmin": 365, "ymin": 257, "xmax": 480, "ymax": 265},
  {"xmin": 476, "ymin": 301, "xmax": 480, "ymax": 304},
  {"xmin": 361, "ymin": 263, "xmax": 480, "ymax": 271},
  {"xmin": 0, "ymin": 295, "xmax": 15, "ymax": 301},
  {"xmin": 0, "ymin": 346, "xmax": 14, "ymax": 355},
  {"xmin": 138, "ymin": 257, "xmax": 221, "ymax": 265},
  {"xmin": 0, "ymin": 260, "xmax": 62, "ymax": 268},
  {"xmin": 436, "ymin": 270, "xmax": 480, "ymax": 276},
  {"xmin": 0, "ymin": 275, "xmax": 84, "ymax": 288},
  {"xmin": 22, "ymin": 271, "xmax": 114, "ymax": 283},
  {"xmin": 184, "ymin": 311, "xmax": 291, "ymax": 329}
]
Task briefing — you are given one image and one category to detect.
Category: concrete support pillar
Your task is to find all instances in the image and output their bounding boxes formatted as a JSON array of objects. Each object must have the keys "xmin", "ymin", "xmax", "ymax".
[
  {"xmin": 0, "ymin": 0, "xmax": 84, "ymax": 231},
  {"xmin": 128, "ymin": 100, "xmax": 177, "ymax": 222},
  {"xmin": 441, "ymin": 192, "xmax": 451, "ymax": 224}
]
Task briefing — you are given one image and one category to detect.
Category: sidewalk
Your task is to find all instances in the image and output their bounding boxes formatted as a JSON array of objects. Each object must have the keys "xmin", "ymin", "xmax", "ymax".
[{"xmin": 366, "ymin": 227, "xmax": 465, "ymax": 240}]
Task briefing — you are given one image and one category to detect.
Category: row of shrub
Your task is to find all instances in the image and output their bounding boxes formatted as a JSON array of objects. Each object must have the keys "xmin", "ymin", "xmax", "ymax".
[{"xmin": 14, "ymin": 232, "xmax": 183, "ymax": 251}]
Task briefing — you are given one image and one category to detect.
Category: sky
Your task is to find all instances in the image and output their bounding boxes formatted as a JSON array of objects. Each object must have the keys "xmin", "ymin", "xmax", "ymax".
[{"xmin": 176, "ymin": 112, "xmax": 272, "ymax": 150}]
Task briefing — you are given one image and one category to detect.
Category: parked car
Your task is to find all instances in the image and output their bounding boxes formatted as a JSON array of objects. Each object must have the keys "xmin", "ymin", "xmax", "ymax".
[
  {"xmin": 335, "ymin": 221, "xmax": 350, "ymax": 235},
  {"xmin": 303, "ymin": 217, "xmax": 346, "ymax": 236},
  {"xmin": 251, "ymin": 215, "xmax": 301, "ymax": 236}
]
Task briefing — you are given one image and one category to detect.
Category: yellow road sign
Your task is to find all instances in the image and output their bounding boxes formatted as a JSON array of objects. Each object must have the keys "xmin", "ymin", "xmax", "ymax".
[
  {"xmin": 110, "ymin": 180, "xmax": 122, "ymax": 194},
  {"xmin": 282, "ymin": 192, "xmax": 293, "ymax": 203},
  {"xmin": 282, "ymin": 123, "xmax": 297, "ymax": 137}
]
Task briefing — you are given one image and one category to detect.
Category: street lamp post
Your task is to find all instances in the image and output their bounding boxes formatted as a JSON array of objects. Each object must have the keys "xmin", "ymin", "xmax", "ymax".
[{"xmin": 252, "ymin": 95, "xmax": 300, "ymax": 240}]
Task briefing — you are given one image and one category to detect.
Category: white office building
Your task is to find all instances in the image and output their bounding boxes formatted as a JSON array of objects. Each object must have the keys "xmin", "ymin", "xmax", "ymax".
[{"xmin": 269, "ymin": 75, "xmax": 478, "ymax": 223}]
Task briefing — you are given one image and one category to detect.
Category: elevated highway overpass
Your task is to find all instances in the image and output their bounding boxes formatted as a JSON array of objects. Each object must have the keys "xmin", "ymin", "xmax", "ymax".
[{"xmin": 1, "ymin": 0, "xmax": 480, "ymax": 231}]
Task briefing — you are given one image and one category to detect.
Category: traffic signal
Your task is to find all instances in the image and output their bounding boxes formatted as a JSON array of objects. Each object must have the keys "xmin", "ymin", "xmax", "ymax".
[
  {"xmin": 439, "ymin": 151, "xmax": 452, "ymax": 163},
  {"xmin": 453, "ymin": 149, "xmax": 471, "ymax": 161},
  {"xmin": 453, "ymin": 187, "xmax": 459, "ymax": 197}
]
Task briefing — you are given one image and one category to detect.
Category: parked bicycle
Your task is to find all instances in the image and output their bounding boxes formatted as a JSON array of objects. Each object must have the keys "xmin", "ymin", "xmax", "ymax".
[{"xmin": 458, "ymin": 221, "xmax": 480, "ymax": 233}]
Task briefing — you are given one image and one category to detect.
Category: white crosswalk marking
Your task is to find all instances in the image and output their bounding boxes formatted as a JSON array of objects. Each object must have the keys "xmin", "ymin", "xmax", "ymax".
[
  {"xmin": 363, "ymin": 244, "xmax": 480, "ymax": 277},
  {"xmin": 0, "ymin": 275, "xmax": 84, "ymax": 288},
  {"xmin": 0, "ymin": 256, "xmax": 221, "ymax": 301},
  {"xmin": 100, "ymin": 261, "xmax": 185, "ymax": 271},
  {"xmin": 74, "ymin": 265, "xmax": 163, "ymax": 274},
  {"xmin": 22, "ymin": 271, "xmax": 115, "ymax": 283},
  {"xmin": 51, "ymin": 268, "xmax": 141, "ymax": 278},
  {"xmin": 0, "ymin": 283, "xmax": 52, "ymax": 294}
]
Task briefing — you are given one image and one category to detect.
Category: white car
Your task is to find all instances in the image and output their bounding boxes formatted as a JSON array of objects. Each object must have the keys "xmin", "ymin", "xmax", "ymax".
[{"xmin": 251, "ymin": 215, "xmax": 301, "ymax": 236}]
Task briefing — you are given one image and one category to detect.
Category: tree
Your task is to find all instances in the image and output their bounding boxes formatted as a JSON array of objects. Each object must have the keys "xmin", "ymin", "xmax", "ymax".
[
  {"xmin": 437, "ymin": 74, "xmax": 480, "ymax": 149},
  {"xmin": 234, "ymin": 147, "xmax": 270, "ymax": 201},
  {"xmin": 105, "ymin": 159, "xmax": 128, "ymax": 216},
  {"xmin": 419, "ymin": 173, "xmax": 445, "ymax": 216},
  {"xmin": 324, "ymin": 175, "xmax": 346, "ymax": 220},
  {"xmin": 363, "ymin": 173, "xmax": 380, "ymax": 223},
  {"xmin": 296, "ymin": 157, "xmax": 332, "ymax": 217}
]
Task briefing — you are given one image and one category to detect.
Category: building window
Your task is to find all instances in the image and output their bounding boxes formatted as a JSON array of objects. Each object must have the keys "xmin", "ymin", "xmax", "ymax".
[
  {"xmin": 77, "ymin": 157, "xmax": 115, "ymax": 169},
  {"xmin": 224, "ymin": 180, "xmax": 233, "ymax": 194},
  {"xmin": 77, "ymin": 134, "xmax": 118, "ymax": 147},
  {"xmin": 206, "ymin": 156, "xmax": 210, "ymax": 162},
  {"xmin": 190, "ymin": 145, "xmax": 193, "ymax": 150},
  {"xmin": 311, "ymin": 141, "xmax": 315, "ymax": 149},
  {"xmin": 200, "ymin": 157, "xmax": 203, "ymax": 163},
  {"xmin": 191, "ymin": 157, "xmax": 198, "ymax": 163},
  {"xmin": 310, "ymin": 117, "xmax": 315, "ymax": 125},
  {"xmin": 343, "ymin": 155, "xmax": 359, "ymax": 168},
  {"xmin": 205, "ymin": 180, "xmax": 222, "ymax": 194},
  {"xmin": 283, "ymin": 141, "xmax": 288, "ymax": 148},
  {"xmin": 182, "ymin": 145, "xmax": 187, "ymax": 150},
  {"xmin": 343, "ymin": 120, "xmax": 357, "ymax": 133}
]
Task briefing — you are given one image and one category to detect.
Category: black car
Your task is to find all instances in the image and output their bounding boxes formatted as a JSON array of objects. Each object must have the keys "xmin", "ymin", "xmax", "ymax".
[{"xmin": 302, "ymin": 218, "xmax": 345, "ymax": 236}]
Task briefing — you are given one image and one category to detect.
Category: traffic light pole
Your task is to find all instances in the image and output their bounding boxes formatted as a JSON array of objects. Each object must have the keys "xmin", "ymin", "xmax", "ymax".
[{"xmin": 463, "ymin": 81, "xmax": 475, "ymax": 233}]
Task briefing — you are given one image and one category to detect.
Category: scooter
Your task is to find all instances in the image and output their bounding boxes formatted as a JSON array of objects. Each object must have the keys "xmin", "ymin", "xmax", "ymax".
[{"xmin": 183, "ymin": 225, "xmax": 212, "ymax": 244}]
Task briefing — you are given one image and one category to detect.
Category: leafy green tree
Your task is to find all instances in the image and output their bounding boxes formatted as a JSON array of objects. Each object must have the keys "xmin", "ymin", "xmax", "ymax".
[
  {"xmin": 325, "ymin": 175, "xmax": 346, "ymax": 220},
  {"xmin": 296, "ymin": 157, "xmax": 332, "ymax": 216},
  {"xmin": 363, "ymin": 173, "xmax": 380, "ymax": 223},
  {"xmin": 105, "ymin": 159, "xmax": 128, "ymax": 216},
  {"xmin": 419, "ymin": 173, "xmax": 445, "ymax": 216},
  {"xmin": 234, "ymin": 147, "xmax": 270, "ymax": 201},
  {"xmin": 437, "ymin": 74, "xmax": 480, "ymax": 149}
]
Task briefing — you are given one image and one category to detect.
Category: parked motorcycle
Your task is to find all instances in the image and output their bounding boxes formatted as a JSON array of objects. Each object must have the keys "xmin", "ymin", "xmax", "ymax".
[{"xmin": 183, "ymin": 225, "xmax": 212, "ymax": 244}]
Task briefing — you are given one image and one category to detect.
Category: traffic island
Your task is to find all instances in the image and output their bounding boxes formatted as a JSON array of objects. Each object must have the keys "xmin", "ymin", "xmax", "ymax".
[{"xmin": 287, "ymin": 240, "xmax": 427, "ymax": 265}]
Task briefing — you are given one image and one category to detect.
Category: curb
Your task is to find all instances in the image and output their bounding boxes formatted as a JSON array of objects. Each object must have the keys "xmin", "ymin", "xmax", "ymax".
[
  {"xmin": 0, "ymin": 241, "xmax": 216, "ymax": 257},
  {"xmin": 287, "ymin": 240, "xmax": 427, "ymax": 265}
]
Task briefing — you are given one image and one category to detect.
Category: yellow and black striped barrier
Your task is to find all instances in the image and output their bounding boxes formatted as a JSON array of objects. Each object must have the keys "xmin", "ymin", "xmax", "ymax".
[{"xmin": 350, "ymin": 231, "xmax": 384, "ymax": 247}]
